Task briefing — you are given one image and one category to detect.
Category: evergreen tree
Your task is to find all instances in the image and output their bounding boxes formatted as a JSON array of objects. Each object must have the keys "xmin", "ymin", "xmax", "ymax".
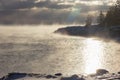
[
  {"xmin": 85, "ymin": 15, "xmax": 92, "ymax": 27},
  {"xmin": 105, "ymin": 0, "xmax": 120, "ymax": 26},
  {"xmin": 97, "ymin": 11, "xmax": 105, "ymax": 26}
]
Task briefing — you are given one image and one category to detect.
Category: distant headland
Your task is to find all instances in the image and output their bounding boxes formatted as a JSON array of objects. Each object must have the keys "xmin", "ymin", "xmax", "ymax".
[
  {"xmin": 55, "ymin": 0, "xmax": 120, "ymax": 39},
  {"xmin": 54, "ymin": 25, "xmax": 120, "ymax": 38}
]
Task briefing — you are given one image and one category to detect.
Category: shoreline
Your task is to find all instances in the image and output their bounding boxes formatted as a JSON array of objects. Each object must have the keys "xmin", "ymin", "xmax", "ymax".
[
  {"xmin": 54, "ymin": 25, "xmax": 120, "ymax": 39},
  {"xmin": 1, "ymin": 69, "xmax": 120, "ymax": 80}
]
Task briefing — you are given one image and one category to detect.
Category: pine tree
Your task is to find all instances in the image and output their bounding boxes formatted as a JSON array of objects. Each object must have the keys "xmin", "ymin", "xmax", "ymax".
[
  {"xmin": 105, "ymin": 0, "xmax": 120, "ymax": 26},
  {"xmin": 85, "ymin": 15, "xmax": 92, "ymax": 27},
  {"xmin": 97, "ymin": 11, "xmax": 104, "ymax": 26}
]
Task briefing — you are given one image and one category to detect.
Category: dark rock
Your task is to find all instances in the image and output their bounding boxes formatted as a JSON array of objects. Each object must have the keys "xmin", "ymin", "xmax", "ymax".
[
  {"xmin": 96, "ymin": 69, "xmax": 109, "ymax": 75},
  {"xmin": 45, "ymin": 75, "xmax": 57, "ymax": 79},
  {"xmin": 118, "ymin": 72, "xmax": 120, "ymax": 74},
  {"xmin": 0, "ymin": 76, "xmax": 7, "ymax": 80},
  {"xmin": 52, "ymin": 76, "xmax": 57, "ymax": 78},
  {"xmin": 0, "ymin": 72, "xmax": 27, "ymax": 80},
  {"xmin": 112, "ymin": 73, "xmax": 115, "ymax": 75},
  {"xmin": 114, "ymin": 77, "xmax": 120, "ymax": 79},
  {"xmin": 61, "ymin": 75, "xmax": 85, "ymax": 80},
  {"xmin": 28, "ymin": 73, "xmax": 42, "ymax": 78},
  {"xmin": 55, "ymin": 73, "xmax": 62, "ymax": 76},
  {"xmin": 46, "ymin": 75, "xmax": 53, "ymax": 79}
]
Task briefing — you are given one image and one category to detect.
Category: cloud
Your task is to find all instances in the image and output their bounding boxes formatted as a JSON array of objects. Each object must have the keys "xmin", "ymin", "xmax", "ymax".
[
  {"xmin": 0, "ymin": 0, "xmax": 115, "ymax": 25},
  {"xmin": 0, "ymin": 0, "xmax": 35, "ymax": 10},
  {"xmin": 0, "ymin": 0, "xmax": 73, "ymax": 10},
  {"xmin": 0, "ymin": 9, "xmax": 86, "ymax": 25},
  {"xmin": 35, "ymin": 0, "xmax": 72, "ymax": 9}
]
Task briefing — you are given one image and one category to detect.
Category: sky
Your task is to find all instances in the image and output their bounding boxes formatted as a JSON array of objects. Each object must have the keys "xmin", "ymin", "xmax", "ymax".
[{"xmin": 0, "ymin": 0, "xmax": 117, "ymax": 25}]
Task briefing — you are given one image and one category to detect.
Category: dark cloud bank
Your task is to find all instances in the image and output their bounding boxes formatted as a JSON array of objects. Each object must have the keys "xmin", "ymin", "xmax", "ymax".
[{"xmin": 0, "ymin": 0, "xmax": 111, "ymax": 25}]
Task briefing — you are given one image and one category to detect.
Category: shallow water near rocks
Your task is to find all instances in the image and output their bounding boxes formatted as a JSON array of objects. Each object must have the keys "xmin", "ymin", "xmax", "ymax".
[{"xmin": 0, "ymin": 25, "xmax": 120, "ymax": 77}]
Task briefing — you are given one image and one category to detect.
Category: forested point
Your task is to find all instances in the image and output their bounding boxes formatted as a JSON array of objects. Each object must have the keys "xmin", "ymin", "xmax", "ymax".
[{"xmin": 101, "ymin": 0, "xmax": 120, "ymax": 27}]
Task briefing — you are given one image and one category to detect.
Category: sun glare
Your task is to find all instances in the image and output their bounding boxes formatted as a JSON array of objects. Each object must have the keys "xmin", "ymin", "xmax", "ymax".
[
  {"xmin": 91, "ymin": 1, "xmax": 103, "ymax": 5},
  {"xmin": 83, "ymin": 38, "xmax": 104, "ymax": 74}
]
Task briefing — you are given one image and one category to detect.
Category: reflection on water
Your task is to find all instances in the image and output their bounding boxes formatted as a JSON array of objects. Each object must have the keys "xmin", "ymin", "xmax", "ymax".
[
  {"xmin": 0, "ymin": 25, "xmax": 120, "ymax": 77},
  {"xmin": 83, "ymin": 38, "xmax": 104, "ymax": 74}
]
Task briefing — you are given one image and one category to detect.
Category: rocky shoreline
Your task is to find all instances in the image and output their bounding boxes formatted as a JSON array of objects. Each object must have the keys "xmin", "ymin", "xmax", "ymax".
[
  {"xmin": 54, "ymin": 25, "xmax": 120, "ymax": 38},
  {"xmin": 1, "ymin": 69, "xmax": 120, "ymax": 80}
]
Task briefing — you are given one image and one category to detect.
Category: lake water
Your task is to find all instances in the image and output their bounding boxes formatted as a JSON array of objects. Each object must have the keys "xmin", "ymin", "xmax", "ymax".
[{"xmin": 0, "ymin": 25, "xmax": 120, "ymax": 77}]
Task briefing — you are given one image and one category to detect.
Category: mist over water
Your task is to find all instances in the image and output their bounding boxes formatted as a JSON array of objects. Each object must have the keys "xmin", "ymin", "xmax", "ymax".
[{"xmin": 0, "ymin": 25, "xmax": 120, "ymax": 77}]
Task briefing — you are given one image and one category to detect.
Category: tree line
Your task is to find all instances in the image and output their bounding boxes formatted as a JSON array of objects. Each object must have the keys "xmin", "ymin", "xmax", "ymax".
[
  {"xmin": 85, "ymin": 0, "xmax": 120, "ymax": 27},
  {"xmin": 105, "ymin": 0, "xmax": 120, "ymax": 27}
]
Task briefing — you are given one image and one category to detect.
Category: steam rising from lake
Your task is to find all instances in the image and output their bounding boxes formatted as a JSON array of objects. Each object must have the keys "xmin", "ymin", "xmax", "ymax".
[{"xmin": 0, "ymin": 25, "xmax": 120, "ymax": 77}]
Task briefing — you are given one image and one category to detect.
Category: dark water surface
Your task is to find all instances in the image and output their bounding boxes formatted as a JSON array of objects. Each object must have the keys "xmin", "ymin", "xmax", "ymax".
[{"xmin": 0, "ymin": 25, "xmax": 120, "ymax": 77}]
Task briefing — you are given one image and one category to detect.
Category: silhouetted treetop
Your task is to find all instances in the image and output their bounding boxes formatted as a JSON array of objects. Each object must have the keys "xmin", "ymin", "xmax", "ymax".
[
  {"xmin": 97, "ymin": 11, "xmax": 105, "ymax": 26},
  {"xmin": 105, "ymin": 0, "xmax": 120, "ymax": 26},
  {"xmin": 85, "ymin": 15, "xmax": 93, "ymax": 27}
]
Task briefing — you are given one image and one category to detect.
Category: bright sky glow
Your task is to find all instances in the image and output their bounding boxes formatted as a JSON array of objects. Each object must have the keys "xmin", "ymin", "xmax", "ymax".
[{"xmin": 47, "ymin": 0, "xmax": 117, "ymax": 6}]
